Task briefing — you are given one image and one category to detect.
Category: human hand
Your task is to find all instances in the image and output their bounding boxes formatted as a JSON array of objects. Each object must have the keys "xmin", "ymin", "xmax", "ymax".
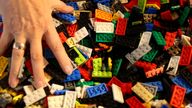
[{"xmin": 0, "ymin": 0, "xmax": 74, "ymax": 88}]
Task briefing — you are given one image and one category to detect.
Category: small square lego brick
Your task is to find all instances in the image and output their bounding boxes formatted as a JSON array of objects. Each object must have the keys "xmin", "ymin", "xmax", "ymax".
[
  {"xmin": 179, "ymin": 46, "xmax": 192, "ymax": 66},
  {"xmin": 97, "ymin": 3, "xmax": 112, "ymax": 14},
  {"xmin": 166, "ymin": 56, "xmax": 180, "ymax": 76},
  {"xmin": 23, "ymin": 85, "xmax": 35, "ymax": 95},
  {"xmin": 126, "ymin": 96, "xmax": 145, "ymax": 108},
  {"xmin": 86, "ymin": 83, "xmax": 108, "ymax": 98},
  {"xmin": 48, "ymin": 95, "xmax": 65, "ymax": 108},
  {"xmin": 95, "ymin": 9, "xmax": 112, "ymax": 22},
  {"xmin": 72, "ymin": 27, "xmax": 89, "ymax": 43},
  {"xmin": 141, "ymin": 83, "xmax": 158, "ymax": 96},
  {"xmin": 50, "ymin": 83, "xmax": 64, "ymax": 94},
  {"xmin": 95, "ymin": 22, "xmax": 114, "ymax": 33},
  {"xmin": 0, "ymin": 56, "xmax": 8, "ymax": 77},
  {"xmin": 76, "ymin": 44, "xmax": 92, "ymax": 58},
  {"xmin": 63, "ymin": 91, "xmax": 76, "ymax": 108},
  {"xmin": 131, "ymin": 82, "xmax": 154, "ymax": 102},
  {"xmin": 112, "ymin": 84, "xmax": 124, "ymax": 104},
  {"xmin": 170, "ymin": 85, "xmax": 186, "ymax": 108},
  {"xmin": 138, "ymin": 31, "xmax": 152, "ymax": 47},
  {"xmin": 115, "ymin": 18, "xmax": 128, "ymax": 36}
]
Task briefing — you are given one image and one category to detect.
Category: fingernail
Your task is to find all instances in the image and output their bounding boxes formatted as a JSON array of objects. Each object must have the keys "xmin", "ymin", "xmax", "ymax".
[
  {"xmin": 9, "ymin": 79, "xmax": 19, "ymax": 88},
  {"xmin": 64, "ymin": 65, "xmax": 73, "ymax": 75}
]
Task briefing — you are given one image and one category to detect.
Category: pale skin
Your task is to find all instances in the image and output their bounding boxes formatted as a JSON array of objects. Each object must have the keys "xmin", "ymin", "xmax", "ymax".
[{"xmin": 0, "ymin": 0, "xmax": 74, "ymax": 88}]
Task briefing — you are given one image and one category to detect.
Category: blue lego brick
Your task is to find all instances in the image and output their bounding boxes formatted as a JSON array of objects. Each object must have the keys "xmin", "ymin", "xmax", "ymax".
[
  {"xmin": 67, "ymin": 2, "xmax": 79, "ymax": 10},
  {"xmin": 98, "ymin": 0, "xmax": 111, "ymax": 6},
  {"xmin": 171, "ymin": 76, "xmax": 192, "ymax": 94},
  {"xmin": 56, "ymin": 13, "xmax": 76, "ymax": 23},
  {"xmin": 54, "ymin": 90, "xmax": 67, "ymax": 95},
  {"xmin": 0, "ymin": 16, "xmax": 2, "ymax": 22},
  {"xmin": 86, "ymin": 83, "xmax": 108, "ymax": 98},
  {"xmin": 63, "ymin": 69, "xmax": 81, "ymax": 82},
  {"xmin": 145, "ymin": 23, "xmax": 154, "ymax": 31},
  {"xmin": 146, "ymin": 8, "xmax": 157, "ymax": 14},
  {"xmin": 144, "ymin": 81, "xmax": 163, "ymax": 92},
  {"xmin": 44, "ymin": 48, "xmax": 55, "ymax": 59}
]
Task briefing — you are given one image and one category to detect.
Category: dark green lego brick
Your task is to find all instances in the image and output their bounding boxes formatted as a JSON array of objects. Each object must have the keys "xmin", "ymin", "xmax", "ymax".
[
  {"xmin": 112, "ymin": 59, "xmax": 123, "ymax": 76},
  {"xmin": 96, "ymin": 33, "xmax": 115, "ymax": 43},
  {"xmin": 142, "ymin": 49, "xmax": 158, "ymax": 62},
  {"xmin": 178, "ymin": 6, "xmax": 190, "ymax": 26},
  {"xmin": 152, "ymin": 31, "xmax": 166, "ymax": 46},
  {"xmin": 124, "ymin": 12, "xmax": 130, "ymax": 18}
]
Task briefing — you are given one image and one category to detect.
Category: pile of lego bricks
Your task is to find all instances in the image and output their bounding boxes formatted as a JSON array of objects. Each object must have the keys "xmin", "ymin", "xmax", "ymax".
[{"xmin": 0, "ymin": 0, "xmax": 192, "ymax": 108}]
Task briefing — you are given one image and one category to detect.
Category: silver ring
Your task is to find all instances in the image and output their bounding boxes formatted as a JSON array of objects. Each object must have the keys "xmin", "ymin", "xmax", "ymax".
[{"xmin": 13, "ymin": 42, "xmax": 26, "ymax": 50}]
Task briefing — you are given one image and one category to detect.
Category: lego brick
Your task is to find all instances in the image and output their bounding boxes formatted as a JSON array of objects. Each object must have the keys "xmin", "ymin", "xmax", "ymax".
[
  {"xmin": 78, "ymin": 66, "xmax": 91, "ymax": 81},
  {"xmin": 145, "ymin": 66, "xmax": 164, "ymax": 78},
  {"xmin": 23, "ymin": 85, "xmax": 35, "ymax": 95},
  {"xmin": 181, "ymin": 35, "xmax": 191, "ymax": 46},
  {"xmin": 152, "ymin": 31, "xmax": 166, "ymax": 46},
  {"xmin": 50, "ymin": 84, "xmax": 64, "ymax": 94},
  {"xmin": 142, "ymin": 48, "xmax": 158, "ymax": 62},
  {"xmin": 67, "ymin": 2, "xmax": 79, "ymax": 10},
  {"xmin": 48, "ymin": 95, "xmax": 64, "ymax": 108},
  {"xmin": 167, "ymin": 45, "xmax": 181, "ymax": 56},
  {"xmin": 23, "ymin": 88, "xmax": 47, "ymax": 106},
  {"xmin": 112, "ymin": 84, "xmax": 124, "ymax": 104},
  {"xmin": 0, "ymin": 56, "xmax": 8, "ymax": 77},
  {"xmin": 63, "ymin": 69, "xmax": 81, "ymax": 82},
  {"xmin": 96, "ymin": 33, "xmax": 115, "ymax": 42},
  {"xmin": 76, "ymin": 80, "xmax": 94, "ymax": 87},
  {"xmin": 76, "ymin": 1, "xmax": 86, "ymax": 10},
  {"xmin": 54, "ymin": 90, "xmax": 67, "ymax": 95},
  {"xmin": 141, "ymin": 83, "xmax": 158, "ymax": 96},
  {"xmin": 93, "ymin": 58, "xmax": 102, "ymax": 71},
  {"xmin": 63, "ymin": 91, "xmax": 76, "ymax": 108},
  {"xmin": 180, "ymin": 70, "xmax": 192, "ymax": 86},
  {"xmin": 138, "ymin": 0, "xmax": 147, "ymax": 13},
  {"xmin": 179, "ymin": 46, "xmax": 192, "ymax": 66},
  {"xmin": 95, "ymin": 9, "xmax": 112, "ymax": 22},
  {"xmin": 171, "ymin": 76, "xmax": 192, "ymax": 94},
  {"xmin": 58, "ymin": 32, "xmax": 68, "ymax": 44},
  {"xmin": 55, "ymin": 13, "xmax": 76, "ymax": 24},
  {"xmin": 97, "ymin": 3, "xmax": 112, "ymax": 14},
  {"xmin": 146, "ymin": 0, "xmax": 161, "ymax": 10},
  {"xmin": 135, "ymin": 61, "xmax": 157, "ymax": 72},
  {"xmin": 115, "ymin": 18, "xmax": 128, "ymax": 36},
  {"xmin": 86, "ymin": 83, "xmax": 108, "ymax": 98},
  {"xmin": 164, "ymin": 32, "xmax": 177, "ymax": 50},
  {"xmin": 126, "ymin": 96, "xmax": 145, "ymax": 108},
  {"xmin": 112, "ymin": 11, "xmax": 124, "ymax": 20},
  {"xmin": 170, "ymin": 85, "xmax": 186, "ymax": 108},
  {"xmin": 112, "ymin": 59, "xmax": 122, "ymax": 76},
  {"xmin": 95, "ymin": 22, "xmax": 114, "ymax": 33},
  {"xmin": 52, "ymin": 18, "xmax": 62, "ymax": 28},
  {"xmin": 138, "ymin": 31, "xmax": 152, "ymax": 47},
  {"xmin": 76, "ymin": 44, "xmax": 92, "ymax": 58},
  {"xmin": 67, "ymin": 24, "xmax": 77, "ymax": 37},
  {"xmin": 92, "ymin": 71, "xmax": 112, "ymax": 78},
  {"xmin": 145, "ymin": 23, "xmax": 154, "ymax": 31},
  {"xmin": 178, "ymin": 6, "xmax": 190, "ymax": 26},
  {"xmin": 72, "ymin": 27, "xmax": 89, "ymax": 43},
  {"xmin": 166, "ymin": 56, "xmax": 180, "ymax": 76}
]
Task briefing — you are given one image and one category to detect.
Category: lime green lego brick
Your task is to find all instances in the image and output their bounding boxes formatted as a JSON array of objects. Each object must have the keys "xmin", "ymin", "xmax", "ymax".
[
  {"xmin": 138, "ymin": 0, "xmax": 147, "ymax": 13},
  {"xmin": 73, "ymin": 47, "xmax": 87, "ymax": 66},
  {"xmin": 124, "ymin": 12, "xmax": 130, "ymax": 18},
  {"xmin": 142, "ymin": 49, "xmax": 158, "ymax": 62},
  {"xmin": 93, "ymin": 58, "xmax": 102, "ymax": 71},
  {"xmin": 152, "ymin": 31, "xmax": 166, "ymax": 46},
  {"xmin": 92, "ymin": 71, "xmax": 112, "ymax": 78},
  {"xmin": 112, "ymin": 59, "xmax": 122, "ymax": 76},
  {"xmin": 160, "ymin": 0, "xmax": 169, "ymax": 4},
  {"xmin": 178, "ymin": 6, "xmax": 190, "ymax": 26},
  {"xmin": 96, "ymin": 33, "xmax": 115, "ymax": 43},
  {"xmin": 76, "ymin": 81, "xmax": 94, "ymax": 87}
]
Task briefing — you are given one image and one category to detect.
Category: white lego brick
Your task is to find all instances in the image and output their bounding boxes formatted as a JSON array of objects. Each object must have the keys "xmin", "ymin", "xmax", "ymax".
[
  {"xmin": 48, "ymin": 95, "xmax": 65, "ymax": 108},
  {"xmin": 23, "ymin": 85, "xmax": 35, "ymax": 95},
  {"xmin": 138, "ymin": 32, "xmax": 152, "ymax": 47},
  {"xmin": 23, "ymin": 88, "xmax": 47, "ymax": 106},
  {"xmin": 63, "ymin": 91, "xmax": 76, "ymax": 108},
  {"xmin": 50, "ymin": 84, "xmax": 64, "ymax": 94},
  {"xmin": 53, "ymin": 18, "xmax": 62, "ymax": 28},
  {"xmin": 95, "ymin": 22, "xmax": 114, "ymax": 33},
  {"xmin": 120, "ymin": 0, "xmax": 128, "ymax": 3},
  {"xmin": 76, "ymin": 44, "xmax": 92, "ymax": 58},
  {"xmin": 77, "ymin": 1, "xmax": 86, "ymax": 10},
  {"xmin": 150, "ymin": 99, "xmax": 168, "ymax": 108},
  {"xmin": 181, "ymin": 35, "xmax": 191, "ymax": 46},
  {"xmin": 166, "ymin": 56, "xmax": 180, "ymax": 76},
  {"xmin": 75, "ymin": 87, "xmax": 82, "ymax": 98},
  {"xmin": 73, "ymin": 27, "xmax": 89, "ymax": 43},
  {"xmin": 18, "ymin": 57, "xmax": 25, "ymax": 78},
  {"xmin": 112, "ymin": 84, "xmax": 124, "ymax": 104},
  {"xmin": 141, "ymin": 83, "xmax": 158, "ymax": 96},
  {"xmin": 97, "ymin": 3, "xmax": 112, "ymax": 14}
]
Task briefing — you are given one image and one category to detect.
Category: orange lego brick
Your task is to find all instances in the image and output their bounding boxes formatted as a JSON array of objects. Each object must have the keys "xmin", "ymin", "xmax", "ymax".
[
  {"xmin": 145, "ymin": 66, "xmax": 164, "ymax": 78},
  {"xmin": 164, "ymin": 32, "xmax": 177, "ymax": 50},
  {"xmin": 58, "ymin": 32, "xmax": 67, "ymax": 43},
  {"xmin": 67, "ymin": 24, "xmax": 77, "ymax": 37},
  {"xmin": 95, "ymin": 9, "xmax": 112, "ymax": 22}
]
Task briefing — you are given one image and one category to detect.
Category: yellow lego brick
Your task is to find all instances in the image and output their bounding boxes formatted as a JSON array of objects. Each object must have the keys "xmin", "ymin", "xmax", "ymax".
[
  {"xmin": 7, "ymin": 89, "xmax": 17, "ymax": 97},
  {"xmin": 143, "ymin": 102, "xmax": 151, "ymax": 108},
  {"xmin": 95, "ymin": 9, "xmax": 112, "ymax": 22},
  {"xmin": 12, "ymin": 94, "xmax": 24, "ymax": 104},
  {"xmin": 0, "ymin": 56, "xmax": 8, "ymax": 77},
  {"xmin": 108, "ymin": 57, "xmax": 112, "ymax": 71},
  {"xmin": 76, "ymin": 104, "xmax": 89, "ymax": 108},
  {"xmin": 131, "ymin": 82, "xmax": 154, "ymax": 102}
]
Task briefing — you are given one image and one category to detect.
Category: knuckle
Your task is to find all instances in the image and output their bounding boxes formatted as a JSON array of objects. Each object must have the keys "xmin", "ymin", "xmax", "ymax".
[
  {"xmin": 31, "ymin": 53, "xmax": 42, "ymax": 61},
  {"xmin": 14, "ymin": 52, "xmax": 23, "ymax": 59}
]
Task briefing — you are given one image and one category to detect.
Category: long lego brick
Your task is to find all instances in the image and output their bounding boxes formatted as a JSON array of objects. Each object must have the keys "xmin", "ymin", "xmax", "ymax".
[
  {"xmin": 112, "ymin": 84, "xmax": 124, "ymax": 104},
  {"xmin": 92, "ymin": 71, "xmax": 112, "ymax": 78},
  {"xmin": 164, "ymin": 32, "xmax": 177, "ymax": 50},
  {"xmin": 95, "ymin": 22, "xmax": 114, "ymax": 33},
  {"xmin": 131, "ymin": 82, "xmax": 154, "ymax": 102},
  {"xmin": 126, "ymin": 96, "xmax": 145, "ymax": 108},
  {"xmin": 97, "ymin": 3, "xmax": 112, "ymax": 14},
  {"xmin": 142, "ymin": 48, "xmax": 158, "ymax": 62},
  {"xmin": 115, "ymin": 18, "xmax": 128, "ymax": 36},
  {"xmin": 138, "ymin": 0, "xmax": 147, "ymax": 13},
  {"xmin": 178, "ymin": 6, "xmax": 190, "ymax": 26},
  {"xmin": 145, "ymin": 66, "xmax": 164, "ymax": 78},
  {"xmin": 86, "ymin": 83, "xmax": 108, "ymax": 98},
  {"xmin": 152, "ymin": 31, "xmax": 166, "ymax": 46},
  {"xmin": 170, "ymin": 85, "xmax": 186, "ymax": 108},
  {"xmin": 179, "ymin": 46, "xmax": 192, "ymax": 66},
  {"xmin": 72, "ymin": 27, "xmax": 89, "ymax": 43},
  {"xmin": 0, "ymin": 56, "xmax": 8, "ymax": 77},
  {"xmin": 76, "ymin": 44, "xmax": 92, "ymax": 58},
  {"xmin": 48, "ymin": 95, "xmax": 65, "ymax": 108},
  {"xmin": 63, "ymin": 91, "xmax": 76, "ymax": 108},
  {"xmin": 96, "ymin": 33, "xmax": 115, "ymax": 42},
  {"xmin": 95, "ymin": 9, "xmax": 112, "ymax": 22},
  {"xmin": 166, "ymin": 56, "xmax": 180, "ymax": 75},
  {"xmin": 138, "ymin": 31, "xmax": 152, "ymax": 46}
]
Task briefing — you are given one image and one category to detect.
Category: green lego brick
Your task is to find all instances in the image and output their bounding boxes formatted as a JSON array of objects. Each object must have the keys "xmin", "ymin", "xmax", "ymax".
[
  {"xmin": 124, "ymin": 12, "xmax": 130, "ymax": 18},
  {"xmin": 178, "ymin": 6, "xmax": 190, "ymax": 26},
  {"xmin": 96, "ymin": 33, "xmax": 115, "ymax": 43},
  {"xmin": 73, "ymin": 47, "xmax": 87, "ymax": 66},
  {"xmin": 160, "ymin": 0, "xmax": 169, "ymax": 4},
  {"xmin": 76, "ymin": 81, "xmax": 94, "ymax": 87},
  {"xmin": 142, "ymin": 49, "xmax": 158, "ymax": 62},
  {"xmin": 112, "ymin": 20, "xmax": 117, "ymax": 29},
  {"xmin": 138, "ymin": 0, "xmax": 147, "ymax": 13},
  {"xmin": 152, "ymin": 31, "xmax": 166, "ymax": 46},
  {"xmin": 92, "ymin": 71, "xmax": 112, "ymax": 78},
  {"xmin": 93, "ymin": 58, "xmax": 102, "ymax": 71},
  {"xmin": 80, "ymin": 37, "xmax": 93, "ymax": 48},
  {"xmin": 112, "ymin": 59, "xmax": 122, "ymax": 76}
]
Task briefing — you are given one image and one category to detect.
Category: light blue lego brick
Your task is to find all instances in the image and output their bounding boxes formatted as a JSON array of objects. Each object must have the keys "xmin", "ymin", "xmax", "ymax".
[
  {"xmin": 86, "ymin": 83, "xmax": 108, "ymax": 98},
  {"xmin": 171, "ymin": 76, "xmax": 192, "ymax": 94},
  {"xmin": 44, "ymin": 48, "xmax": 55, "ymax": 59},
  {"xmin": 67, "ymin": 2, "xmax": 79, "ymax": 10},
  {"xmin": 54, "ymin": 90, "xmax": 67, "ymax": 95},
  {"xmin": 145, "ymin": 23, "xmax": 154, "ymax": 31},
  {"xmin": 56, "ymin": 13, "xmax": 76, "ymax": 23},
  {"xmin": 63, "ymin": 69, "xmax": 81, "ymax": 82},
  {"xmin": 144, "ymin": 81, "xmax": 163, "ymax": 92}
]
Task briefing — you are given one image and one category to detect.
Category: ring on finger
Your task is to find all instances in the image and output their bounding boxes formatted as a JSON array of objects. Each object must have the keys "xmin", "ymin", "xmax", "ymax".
[{"xmin": 13, "ymin": 42, "xmax": 26, "ymax": 50}]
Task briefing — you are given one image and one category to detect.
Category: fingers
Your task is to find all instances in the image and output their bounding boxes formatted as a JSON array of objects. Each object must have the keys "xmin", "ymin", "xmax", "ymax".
[
  {"xmin": 49, "ymin": 0, "xmax": 74, "ymax": 14},
  {"xmin": 44, "ymin": 25, "xmax": 73, "ymax": 75},
  {"xmin": 8, "ymin": 33, "xmax": 26, "ymax": 88},
  {"xmin": 29, "ymin": 35, "xmax": 47, "ymax": 88}
]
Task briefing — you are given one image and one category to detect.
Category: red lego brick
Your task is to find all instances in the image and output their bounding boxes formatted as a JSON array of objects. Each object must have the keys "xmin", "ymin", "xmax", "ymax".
[
  {"xmin": 126, "ymin": 96, "xmax": 145, "ymax": 108},
  {"xmin": 25, "ymin": 59, "xmax": 33, "ymax": 75},
  {"xmin": 177, "ymin": 28, "xmax": 183, "ymax": 37},
  {"xmin": 67, "ymin": 24, "xmax": 77, "ymax": 37},
  {"xmin": 58, "ymin": 32, "xmax": 67, "ymax": 44},
  {"xmin": 85, "ymin": 57, "xmax": 94, "ymax": 69},
  {"xmin": 124, "ymin": 0, "xmax": 138, "ymax": 11},
  {"xmin": 115, "ymin": 18, "xmax": 128, "ymax": 36},
  {"xmin": 78, "ymin": 66, "xmax": 91, "ymax": 81},
  {"xmin": 107, "ymin": 76, "xmax": 122, "ymax": 88},
  {"xmin": 164, "ymin": 32, "xmax": 177, "ymax": 50},
  {"xmin": 170, "ymin": 85, "xmax": 186, "ymax": 108},
  {"xmin": 135, "ymin": 61, "xmax": 157, "ymax": 72},
  {"xmin": 179, "ymin": 46, "xmax": 192, "ymax": 66},
  {"xmin": 160, "ymin": 10, "xmax": 172, "ymax": 21},
  {"xmin": 121, "ymin": 82, "xmax": 132, "ymax": 95},
  {"xmin": 189, "ymin": 17, "xmax": 192, "ymax": 31},
  {"xmin": 146, "ymin": 0, "xmax": 161, "ymax": 9}
]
